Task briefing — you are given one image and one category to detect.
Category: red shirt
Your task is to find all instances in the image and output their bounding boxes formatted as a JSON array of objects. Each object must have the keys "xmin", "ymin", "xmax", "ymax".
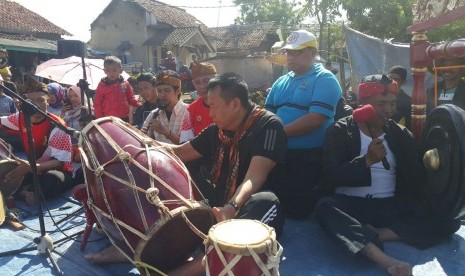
[
  {"xmin": 1, "ymin": 112, "xmax": 73, "ymax": 173},
  {"xmin": 94, "ymin": 79, "xmax": 140, "ymax": 119},
  {"xmin": 187, "ymin": 96, "xmax": 213, "ymax": 135}
]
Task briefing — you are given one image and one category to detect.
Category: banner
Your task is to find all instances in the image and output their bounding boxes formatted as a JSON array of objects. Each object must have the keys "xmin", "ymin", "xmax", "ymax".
[{"xmin": 344, "ymin": 26, "xmax": 433, "ymax": 96}]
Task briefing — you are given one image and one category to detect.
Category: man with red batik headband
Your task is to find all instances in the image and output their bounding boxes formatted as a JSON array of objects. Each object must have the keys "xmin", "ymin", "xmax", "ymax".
[{"xmin": 315, "ymin": 74, "xmax": 460, "ymax": 275}]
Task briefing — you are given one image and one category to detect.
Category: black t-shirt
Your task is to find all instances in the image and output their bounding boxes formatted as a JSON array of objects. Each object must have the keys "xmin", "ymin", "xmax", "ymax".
[
  {"xmin": 190, "ymin": 109, "xmax": 287, "ymax": 206},
  {"xmin": 133, "ymin": 101, "xmax": 158, "ymax": 129}
]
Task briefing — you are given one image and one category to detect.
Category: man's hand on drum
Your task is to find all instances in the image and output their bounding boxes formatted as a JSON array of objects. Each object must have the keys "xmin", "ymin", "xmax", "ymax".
[
  {"xmin": 5, "ymin": 158, "xmax": 30, "ymax": 184},
  {"xmin": 365, "ymin": 138, "xmax": 387, "ymax": 167},
  {"xmin": 213, "ymin": 204, "xmax": 236, "ymax": 222}
]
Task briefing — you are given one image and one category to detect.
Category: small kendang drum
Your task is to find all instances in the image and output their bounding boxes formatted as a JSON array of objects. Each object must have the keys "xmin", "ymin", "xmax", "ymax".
[
  {"xmin": 79, "ymin": 117, "xmax": 214, "ymax": 273},
  {"xmin": 422, "ymin": 104, "xmax": 465, "ymax": 219},
  {"xmin": 205, "ymin": 219, "xmax": 283, "ymax": 276}
]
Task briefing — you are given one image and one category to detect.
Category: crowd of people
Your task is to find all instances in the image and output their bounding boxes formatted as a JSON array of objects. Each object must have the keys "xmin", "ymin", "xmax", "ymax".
[{"xmin": 0, "ymin": 27, "xmax": 464, "ymax": 275}]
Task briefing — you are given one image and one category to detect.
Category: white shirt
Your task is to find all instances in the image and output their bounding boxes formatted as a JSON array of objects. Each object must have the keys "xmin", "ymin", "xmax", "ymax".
[
  {"xmin": 336, "ymin": 130, "xmax": 396, "ymax": 198},
  {"xmin": 141, "ymin": 100, "xmax": 187, "ymax": 144}
]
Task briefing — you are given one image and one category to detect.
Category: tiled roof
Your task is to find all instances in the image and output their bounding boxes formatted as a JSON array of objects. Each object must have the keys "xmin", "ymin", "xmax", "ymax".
[
  {"xmin": 0, "ymin": 0, "xmax": 71, "ymax": 36},
  {"xmin": 208, "ymin": 22, "xmax": 278, "ymax": 51},
  {"xmin": 0, "ymin": 32, "xmax": 57, "ymax": 52},
  {"xmin": 138, "ymin": 0, "xmax": 204, "ymax": 27},
  {"xmin": 144, "ymin": 27, "xmax": 199, "ymax": 46}
]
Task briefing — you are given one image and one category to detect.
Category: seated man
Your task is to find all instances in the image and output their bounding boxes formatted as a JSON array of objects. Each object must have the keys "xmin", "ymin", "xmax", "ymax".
[
  {"xmin": 315, "ymin": 74, "xmax": 460, "ymax": 275},
  {"xmin": 132, "ymin": 73, "xmax": 158, "ymax": 129},
  {"xmin": 0, "ymin": 77, "xmax": 75, "ymax": 205},
  {"xmin": 141, "ymin": 70, "xmax": 187, "ymax": 144},
  {"xmin": 388, "ymin": 66, "xmax": 411, "ymax": 129},
  {"xmin": 179, "ymin": 61, "xmax": 217, "ymax": 143},
  {"xmin": 85, "ymin": 73, "xmax": 286, "ymax": 275},
  {"xmin": 426, "ymin": 57, "xmax": 465, "ymax": 113}
]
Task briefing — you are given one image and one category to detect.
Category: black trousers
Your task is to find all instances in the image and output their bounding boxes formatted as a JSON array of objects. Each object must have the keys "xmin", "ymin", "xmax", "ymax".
[
  {"xmin": 236, "ymin": 191, "xmax": 285, "ymax": 239},
  {"xmin": 314, "ymin": 194, "xmax": 461, "ymax": 254},
  {"xmin": 15, "ymin": 170, "xmax": 76, "ymax": 200},
  {"xmin": 274, "ymin": 148, "xmax": 324, "ymax": 218}
]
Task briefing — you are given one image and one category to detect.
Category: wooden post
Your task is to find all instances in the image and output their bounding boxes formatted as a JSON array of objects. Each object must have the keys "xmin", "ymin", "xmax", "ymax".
[{"xmin": 410, "ymin": 32, "xmax": 430, "ymax": 139}]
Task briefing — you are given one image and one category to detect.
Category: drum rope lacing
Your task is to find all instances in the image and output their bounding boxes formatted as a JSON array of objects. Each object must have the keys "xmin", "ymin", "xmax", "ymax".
[
  {"xmin": 181, "ymin": 211, "xmax": 208, "ymax": 240},
  {"xmin": 135, "ymin": 261, "xmax": 167, "ymax": 276},
  {"xmin": 205, "ymin": 223, "xmax": 283, "ymax": 276},
  {"xmin": 80, "ymin": 122, "xmax": 195, "ymax": 210}
]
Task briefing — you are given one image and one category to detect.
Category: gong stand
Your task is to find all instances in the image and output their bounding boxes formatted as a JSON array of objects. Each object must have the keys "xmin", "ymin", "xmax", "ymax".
[{"xmin": 0, "ymin": 81, "xmax": 81, "ymax": 275}]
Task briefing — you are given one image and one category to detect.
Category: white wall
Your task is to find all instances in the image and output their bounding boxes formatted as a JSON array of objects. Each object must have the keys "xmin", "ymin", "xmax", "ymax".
[{"xmin": 209, "ymin": 57, "xmax": 273, "ymax": 90}]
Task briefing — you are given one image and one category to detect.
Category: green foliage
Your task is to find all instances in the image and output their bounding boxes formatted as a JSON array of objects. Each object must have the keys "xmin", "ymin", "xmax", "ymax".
[
  {"xmin": 341, "ymin": 0, "xmax": 416, "ymax": 42},
  {"xmin": 249, "ymin": 89, "xmax": 266, "ymax": 107},
  {"xmin": 233, "ymin": 0, "xmax": 304, "ymax": 28},
  {"xmin": 427, "ymin": 19, "xmax": 465, "ymax": 42}
]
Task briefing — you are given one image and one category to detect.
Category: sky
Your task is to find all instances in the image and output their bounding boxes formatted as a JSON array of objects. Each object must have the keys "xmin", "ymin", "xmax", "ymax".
[{"xmin": 14, "ymin": 0, "xmax": 240, "ymax": 41}]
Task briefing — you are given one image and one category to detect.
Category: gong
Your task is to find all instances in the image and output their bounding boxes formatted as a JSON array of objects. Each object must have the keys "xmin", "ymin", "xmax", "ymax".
[{"xmin": 422, "ymin": 104, "xmax": 465, "ymax": 219}]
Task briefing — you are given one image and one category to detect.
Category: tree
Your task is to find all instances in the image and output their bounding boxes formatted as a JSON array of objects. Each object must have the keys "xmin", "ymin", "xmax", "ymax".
[
  {"xmin": 233, "ymin": 0, "xmax": 304, "ymax": 28},
  {"xmin": 341, "ymin": 0, "xmax": 416, "ymax": 42},
  {"xmin": 301, "ymin": 0, "xmax": 343, "ymax": 59}
]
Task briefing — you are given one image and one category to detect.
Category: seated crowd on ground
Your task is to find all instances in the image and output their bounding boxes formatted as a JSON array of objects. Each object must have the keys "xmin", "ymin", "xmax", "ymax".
[{"xmin": 0, "ymin": 29, "xmax": 464, "ymax": 276}]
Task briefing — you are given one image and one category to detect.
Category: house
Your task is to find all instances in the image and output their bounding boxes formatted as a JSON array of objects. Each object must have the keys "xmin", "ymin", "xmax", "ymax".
[
  {"xmin": 208, "ymin": 22, "xmax": 281, "ymax": 54},
  {"xmin": 0, "ymin": 0, "xmax": 71, "ymax": 82},
  {"xmin": 205, "ymin": 22, "xmax": 283, "ymax": 90},
  {"xmin": 89, "ymin": 0, "xmax": 214, "ymax": 71}
]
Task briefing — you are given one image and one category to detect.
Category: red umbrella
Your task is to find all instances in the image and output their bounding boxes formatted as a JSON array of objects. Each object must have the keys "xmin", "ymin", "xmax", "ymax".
[{"xmin": 35, "ymin": 56, "xmax": 130, "ymax": 90}]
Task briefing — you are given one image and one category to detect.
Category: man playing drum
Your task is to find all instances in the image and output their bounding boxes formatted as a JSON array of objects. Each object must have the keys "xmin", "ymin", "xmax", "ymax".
[
  {"xmin": 86, "ymin": 73, "xmax": 286, "ymax": 275},
  {"xmin": 0, "ymin": 77, "xmax": 75, "ymax": 206},
  {"xmin": 315, "ymin": 75, "xmax": 460, "ymax": 275}
]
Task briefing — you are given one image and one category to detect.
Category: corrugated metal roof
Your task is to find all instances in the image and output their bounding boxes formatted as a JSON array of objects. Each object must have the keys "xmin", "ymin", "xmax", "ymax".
[
  {"xmin": 0, "ymin": 0, "xmax": 71, "ymax": 36},
  {"xmin": 0, "ymin": 33, "xmax": 56, "ymax": 53}
]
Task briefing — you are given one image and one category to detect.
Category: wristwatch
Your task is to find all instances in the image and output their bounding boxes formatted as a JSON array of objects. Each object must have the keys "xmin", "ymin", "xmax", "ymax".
[{"xmin": 227, "ymin": 201, "xmax": 240, "ymax": 212}]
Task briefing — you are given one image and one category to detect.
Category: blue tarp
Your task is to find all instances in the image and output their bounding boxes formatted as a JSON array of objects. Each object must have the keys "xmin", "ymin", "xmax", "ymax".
[{"xmin": 0, "ymin": 194, "xmax": 464, "ymax": 275}]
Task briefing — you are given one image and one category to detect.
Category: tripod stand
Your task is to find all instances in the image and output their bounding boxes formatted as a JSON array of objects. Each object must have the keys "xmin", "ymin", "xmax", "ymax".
[{"xmin": 0, "ymin": 80, "xmax": 82, "ymax": 275}]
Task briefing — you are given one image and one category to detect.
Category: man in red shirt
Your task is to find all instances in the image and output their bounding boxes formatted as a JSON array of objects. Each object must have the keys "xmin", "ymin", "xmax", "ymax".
[
  {"xmin": 179, "ymin": 62, "xmax": 217, "ymax": 142},
  {"xmin": 0, "ymin": 77, "xmax": 75, "ymax": 205}
]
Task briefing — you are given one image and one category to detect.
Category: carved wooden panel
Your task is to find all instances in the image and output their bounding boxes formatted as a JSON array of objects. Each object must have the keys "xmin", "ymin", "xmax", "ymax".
[{"xmin": 413, "ymin": 0, "xmax": 465, "ymax": 23}]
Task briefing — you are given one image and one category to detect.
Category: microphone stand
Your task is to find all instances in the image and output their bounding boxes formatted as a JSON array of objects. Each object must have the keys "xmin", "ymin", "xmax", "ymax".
[
  {"xmin": 0, "ymin": 81, "xmax": 82, "ymax": 275},
  {"xmin": 77, "ymin": 55, "xmax": 93, "ymax": 125}
]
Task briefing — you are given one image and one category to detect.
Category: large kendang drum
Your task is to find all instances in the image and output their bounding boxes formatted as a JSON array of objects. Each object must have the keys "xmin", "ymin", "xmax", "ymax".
[
  {"xmin": 79, "ymin": 117, "xmax": 214, "ymax": 273},
  {"xmin": 422, "ymin": 104, "xmax": 465, "ymax": 219},
  {"xmin": 205, "ymin": 219, "xmax": 283, "ymax": 276}
]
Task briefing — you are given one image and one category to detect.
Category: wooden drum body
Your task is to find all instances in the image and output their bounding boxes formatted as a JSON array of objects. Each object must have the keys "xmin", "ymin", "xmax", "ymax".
[
  {"xmin": 205, "ymin": 219, "xmax": 283, "ymax": 276},
  {"xmin": 79, "ymin": 117, "xmax": 214, "ymax": 272}
]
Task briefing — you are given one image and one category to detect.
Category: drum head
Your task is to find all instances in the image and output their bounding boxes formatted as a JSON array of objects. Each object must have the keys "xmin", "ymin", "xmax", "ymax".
[
  {"xmin": 422, "ymin": 104, "xmax": 465, "ymax": 219},
  {"xmin": 208, "ymin": 219, "xmax": 274, "ymax": 255},
  {"xmin": 0, "ymin": 160, "xmax": 23, "ymax": 199}
]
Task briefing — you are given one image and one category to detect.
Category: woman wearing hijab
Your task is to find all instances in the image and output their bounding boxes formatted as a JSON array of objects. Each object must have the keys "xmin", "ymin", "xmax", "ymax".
[
  {"xmin": 47, "ymin": 83, "xmax": 65, "ymax": 115},
  {"xmin": 60, "ymin": 85, "xmax": 91, "ymax": 185},
  {"xmin": 60, "ymin": 85, "xmax": 86, "ymax": 131}
]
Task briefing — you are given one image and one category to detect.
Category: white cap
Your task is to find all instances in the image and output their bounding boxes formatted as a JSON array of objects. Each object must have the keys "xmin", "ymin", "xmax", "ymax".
[{"xmin": 281, "ymin": 30, "xmax": 318, "ymax": 50}]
